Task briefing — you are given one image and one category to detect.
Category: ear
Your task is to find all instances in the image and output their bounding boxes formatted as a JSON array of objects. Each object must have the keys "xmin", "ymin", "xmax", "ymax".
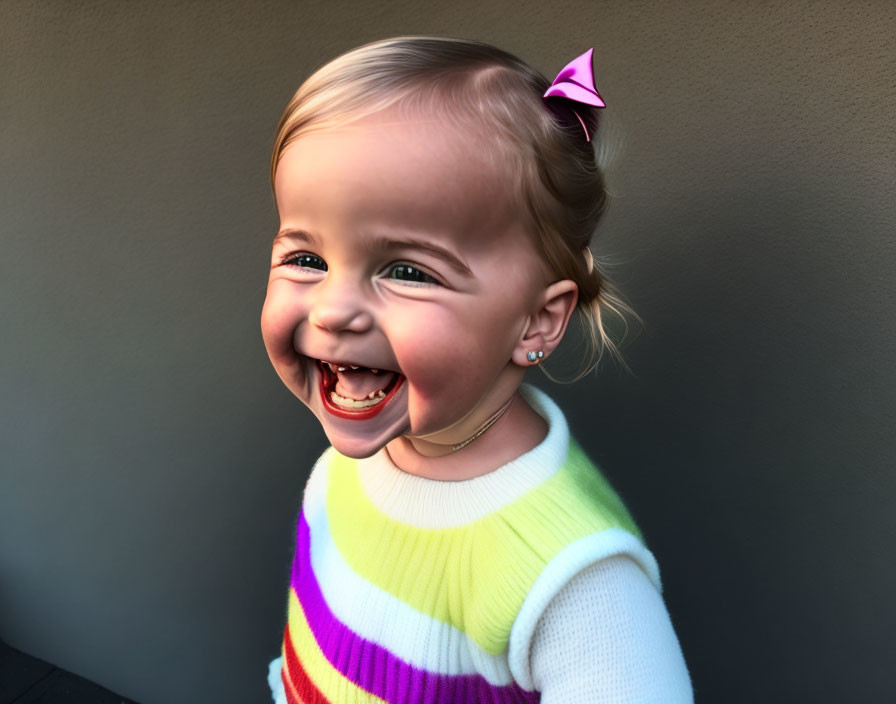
[{"xmin": 512, "ymin": 279, "xmax": 579, "ymax": 368}]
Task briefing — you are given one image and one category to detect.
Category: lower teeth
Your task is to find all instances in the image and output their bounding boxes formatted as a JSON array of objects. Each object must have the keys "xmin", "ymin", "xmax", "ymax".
[{"xmin": 330, "ymin": 390, "xmax": 387, "ymax": 409}]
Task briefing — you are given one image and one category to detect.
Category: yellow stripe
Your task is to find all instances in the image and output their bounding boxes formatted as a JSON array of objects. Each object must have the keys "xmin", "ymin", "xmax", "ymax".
[
  {"xmin": 326, "ymin": 438, "xmax": 643, "ymax": 654},
  {"xmin": 286, "ymin": 586, "xmax": 388, "ymax": 704}
]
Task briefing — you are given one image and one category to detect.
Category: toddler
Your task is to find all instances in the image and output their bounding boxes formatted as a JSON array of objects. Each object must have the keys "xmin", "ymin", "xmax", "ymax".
[{"xmin": 261, "ymin": 36, "xmax": 693, "ymax": 703}]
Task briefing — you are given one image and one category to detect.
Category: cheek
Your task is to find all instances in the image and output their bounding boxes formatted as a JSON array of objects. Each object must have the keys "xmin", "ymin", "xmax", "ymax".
[
  {"xmin": 391, "ymin": 315, "xmax": 504, "ymax": 396},
  {"xmin": 394, "ymin": 342, "xmax": 455, "ymax": 394},
  {"xmin": 390, "ymin": 317, "xmax": 467, "ymax": 390},
  {"xmin": 260, "ymin": 291, "xmax": 303, "ymax": 362}
]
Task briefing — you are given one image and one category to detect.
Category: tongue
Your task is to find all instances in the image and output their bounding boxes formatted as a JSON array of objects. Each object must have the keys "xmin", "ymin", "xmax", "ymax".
[{"xmin": 334, "ymin": 369, "xmax": 397, "ymax": 400}]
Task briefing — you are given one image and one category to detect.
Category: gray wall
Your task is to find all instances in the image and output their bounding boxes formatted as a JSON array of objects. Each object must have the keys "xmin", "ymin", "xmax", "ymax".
[{"xmin": 2, "ymin": 1, "xmax": 893, "ymax": 702}]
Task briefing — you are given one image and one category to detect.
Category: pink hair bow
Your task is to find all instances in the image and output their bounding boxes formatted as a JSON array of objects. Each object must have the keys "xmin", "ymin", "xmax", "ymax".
[{"xmin": 542, "ymin": 48, "xmax": 606, "ymax": 142}]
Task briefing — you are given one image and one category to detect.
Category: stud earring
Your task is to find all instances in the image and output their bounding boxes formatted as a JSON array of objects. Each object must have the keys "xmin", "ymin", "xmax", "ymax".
[{"xmin": 526, "ymin": 350, "xmax": 545, "ymax": 364}]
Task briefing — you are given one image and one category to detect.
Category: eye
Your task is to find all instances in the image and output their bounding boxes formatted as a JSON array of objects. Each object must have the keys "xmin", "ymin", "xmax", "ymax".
[
  {"xmin": 281, "ymin": 252, "xmax": 327, "ymax": 271},
  {"xmin": 387, "ymin": 264, "xmax": 439, "ymax": 286}
]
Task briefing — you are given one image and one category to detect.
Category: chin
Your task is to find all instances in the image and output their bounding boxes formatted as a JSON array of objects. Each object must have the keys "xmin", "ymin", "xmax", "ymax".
[{"xmin": 322, "ymin": 432, "xmax": 390, "ymax": 460}]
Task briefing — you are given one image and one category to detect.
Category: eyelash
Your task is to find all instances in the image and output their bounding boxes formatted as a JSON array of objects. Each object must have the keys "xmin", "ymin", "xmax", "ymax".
[
  {"xmin": 279, "ymin": 252, "xmax": 441, "ymax": 286},
  {"xmin": 280, "ymin": 252, "xmax": 327, "ymax": 270}
]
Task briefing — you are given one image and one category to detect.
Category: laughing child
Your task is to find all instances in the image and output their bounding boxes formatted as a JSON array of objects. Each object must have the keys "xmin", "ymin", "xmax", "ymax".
[{"xmin": 261, "ymin": 36, "xmax": 693, "ymax": 703}]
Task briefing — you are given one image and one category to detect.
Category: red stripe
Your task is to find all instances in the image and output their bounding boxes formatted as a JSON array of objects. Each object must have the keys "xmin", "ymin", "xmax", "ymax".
[
  {"xmin": 282, "ymin": 622, "xmax": 331, "ymax": 704},
  {"xmin": 281, "ymin": 666, "xmax": 301, "ymax": 704}
]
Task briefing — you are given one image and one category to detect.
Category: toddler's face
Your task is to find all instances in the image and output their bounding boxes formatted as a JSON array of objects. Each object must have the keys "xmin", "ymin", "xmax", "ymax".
[{"xmin": 261, "ymin": 111, "xmax": 550, "ymax": 459}]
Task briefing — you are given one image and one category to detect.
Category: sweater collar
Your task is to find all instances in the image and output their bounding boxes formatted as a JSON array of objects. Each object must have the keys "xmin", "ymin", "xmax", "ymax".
[{"xmin": 354, "ymin": 384, "xmax": 570, "ymax": 529}]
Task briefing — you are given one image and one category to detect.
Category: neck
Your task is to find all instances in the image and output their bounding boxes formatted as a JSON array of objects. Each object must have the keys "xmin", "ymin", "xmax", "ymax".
[
  {"xmin": 385, "ymin": 390, "xmax": 548, "ymax": 481},
  {"xmin": 411, "ymin": 395, "xmax": 516, "ymax": 457}
]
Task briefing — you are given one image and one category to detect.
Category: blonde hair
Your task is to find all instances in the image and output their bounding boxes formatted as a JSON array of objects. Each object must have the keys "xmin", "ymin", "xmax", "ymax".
[{"xmin": 270, "ymin": 36, "xmax": 642, "ymax": 380}]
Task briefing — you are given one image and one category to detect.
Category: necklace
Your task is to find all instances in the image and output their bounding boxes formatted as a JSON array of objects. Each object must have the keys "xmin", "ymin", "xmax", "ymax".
[{"xmin": 448, "ymin": 396, "xmax": 515, "ymax": 452}]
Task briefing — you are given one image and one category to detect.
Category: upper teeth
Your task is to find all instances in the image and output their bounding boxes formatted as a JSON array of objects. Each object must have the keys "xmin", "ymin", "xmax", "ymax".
[{"xmin": 323, "ymin": 360, "xmax": 378, "ymax": 373}]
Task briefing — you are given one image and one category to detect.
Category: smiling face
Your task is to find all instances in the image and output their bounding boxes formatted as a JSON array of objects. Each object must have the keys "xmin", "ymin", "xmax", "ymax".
[{"xmin": 261, "ymin": 110, "xmax": 552, "ymax": 459}]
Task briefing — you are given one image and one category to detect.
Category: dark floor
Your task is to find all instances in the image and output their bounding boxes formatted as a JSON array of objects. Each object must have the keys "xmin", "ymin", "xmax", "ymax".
[{"xmin": 0, "ymin": 639, "xmax": 138, "ymax": 704}]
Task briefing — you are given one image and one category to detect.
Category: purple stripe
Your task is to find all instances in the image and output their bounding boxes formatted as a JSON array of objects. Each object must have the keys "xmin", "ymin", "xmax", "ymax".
[{"xmin": 290, "ymin": 508, "xmax": 540, "ymax": 704}]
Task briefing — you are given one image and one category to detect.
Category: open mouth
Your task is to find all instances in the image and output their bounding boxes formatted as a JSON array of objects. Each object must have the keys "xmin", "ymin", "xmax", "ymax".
[{"xmin": 315, "ymin": 359, "xmax": 404, "ymax": 419}]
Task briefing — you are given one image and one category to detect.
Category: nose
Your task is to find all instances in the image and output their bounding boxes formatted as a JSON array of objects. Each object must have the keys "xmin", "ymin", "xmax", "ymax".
[{"xmin": 307, "ymin": 276, "xmax": 373, "ymax": 334}]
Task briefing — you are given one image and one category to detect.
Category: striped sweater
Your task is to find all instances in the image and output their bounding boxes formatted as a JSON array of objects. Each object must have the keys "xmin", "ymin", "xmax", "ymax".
[{"xmin": 270, "ymin": 384, "xmax": 664, "ymax": 703}]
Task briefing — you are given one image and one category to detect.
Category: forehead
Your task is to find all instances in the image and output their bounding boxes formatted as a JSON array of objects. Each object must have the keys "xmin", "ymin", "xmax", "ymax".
[{"xmin": 274, "ymin": 114, "xmax": 525, "ymax": 251}]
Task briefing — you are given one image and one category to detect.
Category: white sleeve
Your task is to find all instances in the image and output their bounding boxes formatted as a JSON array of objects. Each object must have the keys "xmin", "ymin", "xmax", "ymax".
[
  {"xmin": 530, "ymin": 555, "xmax": 694, "ymax": 703},
  {"xmin": 268, "ymin": 655, "xmax": 288, "ymax": 704}
]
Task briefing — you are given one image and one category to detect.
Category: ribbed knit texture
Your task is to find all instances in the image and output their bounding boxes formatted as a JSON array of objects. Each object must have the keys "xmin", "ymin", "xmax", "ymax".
[
  {"xmin": 273, "ymin": 385, "xmax": 662, "ymax": 704},
  {"xmin": 530, "ymin": 557, "xmax": 693, "ymax": 702}
]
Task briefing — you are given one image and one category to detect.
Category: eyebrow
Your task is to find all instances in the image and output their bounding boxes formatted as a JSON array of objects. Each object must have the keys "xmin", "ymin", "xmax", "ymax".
[
  {"xmin": 273, "ymin": 228, "xmax": 317, "ymax": 245},
  {"xmin": 368, "ymin": 235, "xmax": 472, "ymax": 277},
  {"xmin": 273, "ymin": 229, "xmax": 473, "ymax": 277}
]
